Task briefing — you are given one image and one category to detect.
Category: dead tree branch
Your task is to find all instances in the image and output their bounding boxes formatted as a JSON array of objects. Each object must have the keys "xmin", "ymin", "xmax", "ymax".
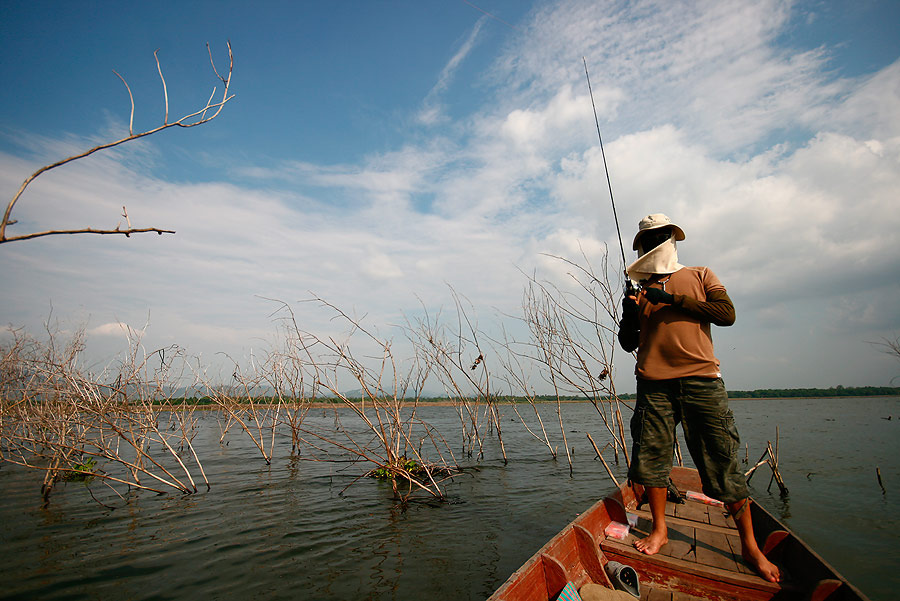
[{"xmin": 1, "ymin": 42, "xmax": 234, "ymax": 244}]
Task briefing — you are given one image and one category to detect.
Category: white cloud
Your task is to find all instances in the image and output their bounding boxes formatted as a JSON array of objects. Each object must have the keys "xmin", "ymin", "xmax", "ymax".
[
  {"xmin": 497, "ymin": 0, "xmax": 844, "ymax": 152},
  {"xmin": 417, "ymin": 18, "xmax": 486, "ymax": 126},
  {"xmin": 361, "ymin": 251, "xmax": 404, "ymax": 281},
  {"xmin": 3, "ymin": 0, "xmax": 900, "ymax": 390},
  {"xmin": 88, "ymin": 322, "xmax": 130, "ymax": 337},
  {"xmin": 829, "ymin": 60, "xmax": 900, "ymax": 139}
]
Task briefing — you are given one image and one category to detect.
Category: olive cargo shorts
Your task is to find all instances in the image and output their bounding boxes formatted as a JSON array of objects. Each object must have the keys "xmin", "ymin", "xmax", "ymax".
[{"xmin": 628, "ymin": 376, "xmax": 749, "ymax": 504}]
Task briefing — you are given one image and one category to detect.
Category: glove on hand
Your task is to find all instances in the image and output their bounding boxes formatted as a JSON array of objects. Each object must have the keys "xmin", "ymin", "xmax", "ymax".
[{"xmin": 644, "ymin": 287, "xmax": 674, "ymax": 305}]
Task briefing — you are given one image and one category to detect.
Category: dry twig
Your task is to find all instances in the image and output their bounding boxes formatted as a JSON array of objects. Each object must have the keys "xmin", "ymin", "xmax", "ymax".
[{"xmin": 1, "ymin": 42, "xmax": 234, "ymax": 244}]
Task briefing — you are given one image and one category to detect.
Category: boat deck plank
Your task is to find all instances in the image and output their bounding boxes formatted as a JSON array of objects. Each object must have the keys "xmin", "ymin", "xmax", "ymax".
[
  {"xmin": 693, "ymin": 526, "xmax": 740, "ymax": 573},
  {"xmin": 601, "ymin": 537, "xmax": 781, "ymax": 595},
  {"xmin": 674, "ymin": 501, "xmax": 710, "ymax": 524},
  {"xmin": 629, "ymin": 509, "xmax": 735, "ymax": 536},
  {"xmin": 487, "ymin": 467, "xmax": 870, "ymax": 601},
  {"xmin": 671, "ymin": 593, "xmax": 707, "ymax": 601},
  {"xmin": 643, "ymin": 590, "xmax": 707, "ymax": 601},
  {"xmin": 706, "ymin": 508, "xmax": 732, "ymax": 529},
  {"xmin": 725, "ymin": 534, "xmax": 752, "ymax": 575},
  {"xmin": 601, "ymin": 497, "xmax": 781, "ymax": 600},
  {"xmin": 663, "ymin": 522, "xmax": 697, "ymax": 562},
  {"xmin": 627, "ymin": 499, "xmax": 741, "ymax": 572},
  {"xmin": 644, "ymin": 587, "xmax": 668, "ymax": 600}
]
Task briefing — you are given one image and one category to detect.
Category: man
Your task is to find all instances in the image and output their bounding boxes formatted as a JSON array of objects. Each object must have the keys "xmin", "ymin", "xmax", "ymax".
[{"xmin": 617, "ymin": 213, "xmax": 780, "ymax": 583}]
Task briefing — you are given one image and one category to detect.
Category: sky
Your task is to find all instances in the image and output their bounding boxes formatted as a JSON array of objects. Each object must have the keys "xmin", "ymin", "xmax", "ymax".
[{"xmin": 1, "ymin": 0, "xmax": 899, "ymax": 395}]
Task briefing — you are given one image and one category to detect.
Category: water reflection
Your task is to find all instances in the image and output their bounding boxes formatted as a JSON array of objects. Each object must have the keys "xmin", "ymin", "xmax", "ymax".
[{"xmin": 0, "ymin": 398, "xmax": 897, "ymax": 600}]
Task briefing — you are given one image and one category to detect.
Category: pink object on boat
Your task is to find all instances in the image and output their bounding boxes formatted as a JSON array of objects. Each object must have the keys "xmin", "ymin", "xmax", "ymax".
[
  {"xmin": 685, "ymin": 490, "xmax": 725, "ymax": 507},
  {"xmin": 604, "ymin": 521, "xmax": 630, "ymax": 540}
]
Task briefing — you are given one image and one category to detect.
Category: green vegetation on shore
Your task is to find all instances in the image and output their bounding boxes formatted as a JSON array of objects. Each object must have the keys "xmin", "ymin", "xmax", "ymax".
[
  {"xmin": 726, "ymin": 385, "xmax": 900, "ymax": 399},
  {"xmin": 154, "ymin": 385, "xmax": 900, "ymax": 406}
]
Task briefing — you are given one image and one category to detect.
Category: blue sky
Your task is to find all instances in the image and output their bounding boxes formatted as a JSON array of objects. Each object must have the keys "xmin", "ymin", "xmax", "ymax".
[{"xmin": 2, "ymin": 0, "xmax": 899, "ymax": 394}]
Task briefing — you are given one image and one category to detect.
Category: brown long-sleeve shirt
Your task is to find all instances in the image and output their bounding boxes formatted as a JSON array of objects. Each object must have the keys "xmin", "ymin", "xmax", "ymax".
[{"xmin": 619, "ymin": 266, "xmax": 734, "ymax": 380}]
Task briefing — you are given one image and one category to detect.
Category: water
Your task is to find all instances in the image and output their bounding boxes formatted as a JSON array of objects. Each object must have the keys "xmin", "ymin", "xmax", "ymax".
[{"xmin": 1, "ymin": 398, "xmax": 898, "ymax": 601}]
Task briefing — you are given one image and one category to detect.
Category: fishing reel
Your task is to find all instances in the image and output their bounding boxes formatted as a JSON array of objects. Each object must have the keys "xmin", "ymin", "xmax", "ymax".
[
  {"xmin": 625, "ymin": 278, "xmax": 641, "ymax": 298},
  {"xmin": 621, "ymin": 278, "xmax": 641, "ymax": 325}
]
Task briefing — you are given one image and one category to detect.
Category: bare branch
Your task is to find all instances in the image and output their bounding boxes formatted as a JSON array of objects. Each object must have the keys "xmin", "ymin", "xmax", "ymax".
[
  {"xmin": 871, "ymin": 333, "xmax": 900, "ymax": 384},
  {"xmin": 154, "ymin": 48, "xmax": 169, "ymax": 124},
  {"xmin": 112, "ymin": 70, "xmax": 135, "ymax": 136},
  {"xmin": 2, "ymin": 226, "xmax": 175, "ymax": 243},
  {"xmin": 1, "ymin": 42, "xmax": 235, "ymax": 244}
]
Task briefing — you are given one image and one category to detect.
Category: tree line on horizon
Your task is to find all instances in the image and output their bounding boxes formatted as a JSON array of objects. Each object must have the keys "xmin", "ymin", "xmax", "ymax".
[
  {"xmin": 724, "ymin": 385, "xmax": 900, "ymax": 399},
  {"xmin": 158, "ymin": 385, "xmax": 900, "ymax": 405}
]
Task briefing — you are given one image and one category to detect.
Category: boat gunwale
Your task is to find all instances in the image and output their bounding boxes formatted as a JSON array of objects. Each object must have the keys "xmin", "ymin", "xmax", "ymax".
[{"xmin": 487, "ymin": 466, "xmax": 871, "ymax": 601}]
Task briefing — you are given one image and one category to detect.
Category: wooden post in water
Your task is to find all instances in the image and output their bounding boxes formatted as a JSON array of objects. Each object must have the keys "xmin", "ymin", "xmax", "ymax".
[
  {"xmin": 766, "ymin": 441, "xmax": 789, "ymax": 495},
  {"xmin": 745, "ymin": 437, "xmax": 788, "ymax": 496},
  {"xmin": 587, "ymin": 433, "xmax": 620, "ymax": 487},
  {"xmin": 767, "ymin": 427, "xmax": 780, "ymax": 492},
  {"xmin": 746, "ymin": 447, "xmax": 771, "ymax": 481}
]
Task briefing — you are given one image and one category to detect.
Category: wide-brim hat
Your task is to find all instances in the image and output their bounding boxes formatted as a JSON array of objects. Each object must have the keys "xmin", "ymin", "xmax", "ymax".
[{"xmin": 632, "ymin": 213, "xmax": 686, "ymax": 250}]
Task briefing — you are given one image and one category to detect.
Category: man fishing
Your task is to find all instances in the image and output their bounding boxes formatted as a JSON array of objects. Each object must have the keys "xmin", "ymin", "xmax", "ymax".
[{"xmin": 617, "ymin": 213, "xmax": 781, "ymax": 583}]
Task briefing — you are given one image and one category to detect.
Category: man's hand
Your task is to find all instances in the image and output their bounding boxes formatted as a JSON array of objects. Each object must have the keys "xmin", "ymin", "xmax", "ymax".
[
  {"xmin": 644, "ymin": 287, "xmax": 674, "ymax": 305},
  {"xmin": 618, "ymin": 295, "xmax": 640, "ymax": 352},
  {"xmin": 623, "ymin": 295, "xmax": 639, "ymax": 319}
]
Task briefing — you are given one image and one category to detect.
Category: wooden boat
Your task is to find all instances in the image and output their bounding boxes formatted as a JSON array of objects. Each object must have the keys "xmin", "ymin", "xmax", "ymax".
[{"xmin": 488, "ymin": 466, "xmax": 870, "ymax": 601}]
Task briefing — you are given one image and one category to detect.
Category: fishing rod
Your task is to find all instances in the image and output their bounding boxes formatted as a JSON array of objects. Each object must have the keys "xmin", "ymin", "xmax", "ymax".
[{"xmin": 582, "ymin": 57, "xmax": 637, "ymax": 297}]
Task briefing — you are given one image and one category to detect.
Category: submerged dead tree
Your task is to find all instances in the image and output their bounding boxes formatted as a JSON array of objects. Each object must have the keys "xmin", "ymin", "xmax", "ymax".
[
  {"xmin": 495, "ymin": 324, "xmax": 558, "ymax": 458},
  {"xmin": 0, "ymin": 325, "xmax": 208, "ymax": 504},
  {"xmin": 499, "ymin": 245, "xmax": 631, "ymax": 475},
  {"xmin": 203, "ymin": 360, "xmax": 282, "ymax": 466},
  {"xmin": 406, "ymin": 289, "xmax": 507, "ymax": 463},
  {"xmin": 538, "ymin": 248, "xmax": 631, "ymax": 467},
  {"xmin": 1, "ymin": 42, "xmax": 234, "ymax": 244},
  {"xmin": 198, "ymin": 313, "xmax": 323, "ymax": 462},
  {"xmin": 269, "ymin": 298, "xmax": 462, "ymax": 502},
  {"xmin": 1, "ymin": 243, "xmax": 636, "ymax": 505}
]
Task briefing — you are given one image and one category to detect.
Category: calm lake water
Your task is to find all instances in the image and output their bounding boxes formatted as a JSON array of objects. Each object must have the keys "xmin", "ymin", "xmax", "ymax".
[{"xmin": 2, "ymin": 397, "xmax": 898, "ymax": 601}]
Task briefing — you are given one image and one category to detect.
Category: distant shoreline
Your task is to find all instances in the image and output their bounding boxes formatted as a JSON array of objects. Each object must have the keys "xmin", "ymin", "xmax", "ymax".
[{"xmin": 149, "ymin": 387, "xmax": 900, "ymax": 409}]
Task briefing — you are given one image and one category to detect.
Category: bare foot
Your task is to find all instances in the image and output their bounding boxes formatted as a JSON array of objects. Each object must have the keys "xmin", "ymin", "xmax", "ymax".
[
  {"xmin": 634, "ymin": 530, "xmax": 668, "ymax": 555},
  {"xmin": 743, "ymin": 548, "xmax": 782, "ymax": 583}
]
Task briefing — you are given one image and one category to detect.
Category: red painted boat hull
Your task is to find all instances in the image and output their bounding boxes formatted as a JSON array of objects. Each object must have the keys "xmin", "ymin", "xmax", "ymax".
[{"xmin": 488, "ymin": 466, "xmax": 870, "ymax": 601}]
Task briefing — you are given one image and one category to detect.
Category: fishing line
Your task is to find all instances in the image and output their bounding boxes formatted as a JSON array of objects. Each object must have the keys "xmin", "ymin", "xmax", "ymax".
[
  {"xmin": 582, "ymin": 57, "xmax": 633, "ymax": 293},
  {"xmin": 460, "ymin": 0, "xmax": 520, "ymax": 31}
]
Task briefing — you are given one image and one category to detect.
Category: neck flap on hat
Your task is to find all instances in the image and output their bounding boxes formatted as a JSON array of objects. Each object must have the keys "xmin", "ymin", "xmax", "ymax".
[{"xmin": 626, "ymin": 237, "xmax": 684, "ymax": 283}]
